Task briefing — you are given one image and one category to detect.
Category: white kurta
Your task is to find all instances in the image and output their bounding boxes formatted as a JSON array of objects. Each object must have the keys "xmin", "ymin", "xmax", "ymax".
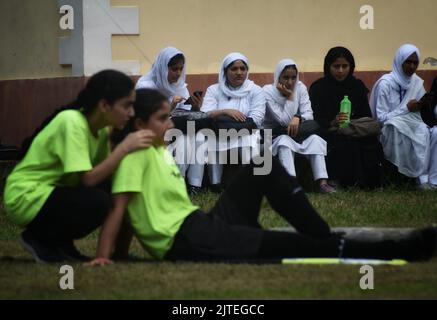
[
  {"xmin": 427, "ymin": 127, "xmax": 437, "ymax": 185},
  {"xmin": 201, "ymin": 83, "xmax": 265, "ymax": 153},
  {"xmin": 370, "ymin": 44, "xmax": 437, "ymax": 184},
  {"xmin": 201, "ymin": 81, "xmax": 265, "ymax": 184},
  {"xmin": 371, "ymin": 75, "xmax": 431, "ymax": 178},
  {"xmin": 263, "ymin": 62, "xmax": 328, "ymax": 181}
]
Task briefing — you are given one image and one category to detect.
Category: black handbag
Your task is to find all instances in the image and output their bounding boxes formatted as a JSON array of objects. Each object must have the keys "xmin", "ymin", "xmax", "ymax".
[
  {"xmin": 170, "ymin": 111, "xmax": 215, "ymax": 134},
  {"xmin": 272, "ymin": 120, "xmax": 321, "ymax": 143},
  {"xmin": 213, "ymin": 115, "xmax": 257, "ymax": 133}
]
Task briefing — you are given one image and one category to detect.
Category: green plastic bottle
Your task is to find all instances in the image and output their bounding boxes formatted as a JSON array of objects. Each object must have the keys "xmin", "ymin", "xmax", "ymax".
[{"xmin": 339, "ymin": 96, "xmax": 351, "ymax": 128}]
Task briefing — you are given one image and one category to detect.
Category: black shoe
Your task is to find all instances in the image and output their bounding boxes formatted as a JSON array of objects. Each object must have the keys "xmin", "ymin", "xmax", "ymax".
[
  {"xmin": 188, "ymin": 185, "xmax": 202, "ymax": 196},
  {"xmin": 419, "ymin": 227, "xmax": 437, "ymax": 259},
  {"xmin": 20, "ymin": 232, "xmax": 65, "ymax": 263},
  {"xmin": 56, "ymin": 240, "xmax": 91, "ymax": 262},
  {"xmin": 399, "ymin": 227, "xmax": 437, "ymax": 261}
]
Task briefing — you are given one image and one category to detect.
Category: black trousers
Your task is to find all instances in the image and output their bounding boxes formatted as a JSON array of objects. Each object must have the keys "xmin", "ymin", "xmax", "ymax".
[
  {"xmin": 166, "ymin": 158, "xmax": 335, "ymax": 261},
  {"xmin": 322, "ymin": 133, "xmax": 383, "ymax": 188},
  {"xmin": 23, "ymin": 186, "xmax": 111, "ymax": 243},
  {"xmin": 166, "ymin": 157, "xmax": 431, "ymax": 262}
]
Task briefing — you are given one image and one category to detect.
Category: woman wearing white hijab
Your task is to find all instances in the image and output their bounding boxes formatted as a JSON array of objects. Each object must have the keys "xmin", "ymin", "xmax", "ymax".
[
  {"xmin": 370, "ymin": 44, "xmax": 437, "ymax": 188},
  {"xmin": 137, "ymin": 47, "xmax": 205, "ymax": 193},
  {"xmin": 263, "ymin": 59, "xmax": 335, "ymax": 193},
  {"xmin": 200, "ymin": 52, "xmax": 266, "ymax": 187},
  {"xmin": 136, "ymin": 47, "xmax": 202, "ymax": 110}
]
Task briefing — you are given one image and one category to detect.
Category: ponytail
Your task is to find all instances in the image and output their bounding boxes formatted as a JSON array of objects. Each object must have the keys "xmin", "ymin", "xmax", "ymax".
[{"xmin": 19, "ymin": 70, "xmax": 134, "ymax": 159}]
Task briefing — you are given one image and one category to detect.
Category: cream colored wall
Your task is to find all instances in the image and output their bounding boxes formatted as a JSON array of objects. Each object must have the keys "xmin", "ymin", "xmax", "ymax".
[
  {"xmin": 112, "ymin": 0, "xmax": 437, "ymax": 74},
  {"xmin": 0, "ymin": 0, "xmax": 72, "ymax": 80},
  {"xmin": 1, "ymin": 0, "xmax": 437, "ymax": 80}
]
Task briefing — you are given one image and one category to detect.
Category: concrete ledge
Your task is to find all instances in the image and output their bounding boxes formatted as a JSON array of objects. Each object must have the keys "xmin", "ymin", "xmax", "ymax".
[{"xmin": 274, "ymin": 227, "xmax": 417, "ymax": 241}]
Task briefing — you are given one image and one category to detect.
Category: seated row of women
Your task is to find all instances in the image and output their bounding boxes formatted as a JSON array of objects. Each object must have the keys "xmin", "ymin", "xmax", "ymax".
[{"xmin": 136, "ymin": 45, "xmax": 437, "ymax": 194}]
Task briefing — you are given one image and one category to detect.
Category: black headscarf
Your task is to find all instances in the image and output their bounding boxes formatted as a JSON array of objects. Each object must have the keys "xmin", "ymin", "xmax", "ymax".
[
  {"xmin": 309, "ymin": 47, "xmax": 372, "ymax": 129},
  {"xmin": 420, "ymin": 76, "xmax": 437, "ymax": 127},
  {"xmin": 323, "ymin": 46, "xmax": 356, "ymax": 79}
]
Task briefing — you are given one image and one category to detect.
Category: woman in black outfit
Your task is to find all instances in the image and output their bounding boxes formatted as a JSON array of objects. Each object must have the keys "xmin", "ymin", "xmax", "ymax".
[{"xmin": 309, "ymin": 47, "xmax": 383, "ymax": 188}]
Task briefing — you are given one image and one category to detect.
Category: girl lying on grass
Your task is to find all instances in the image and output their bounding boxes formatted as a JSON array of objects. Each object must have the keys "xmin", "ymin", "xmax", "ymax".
[{"xmin": 88, "ymin": 88, "xmax": 437, "ymax": 266}]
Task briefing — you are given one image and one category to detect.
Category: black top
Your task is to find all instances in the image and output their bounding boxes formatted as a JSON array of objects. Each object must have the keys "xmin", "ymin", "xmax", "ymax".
[
  {"xmin": 421, "ymin": 77, "xmax": 437, "ymax": 127},
  {"xmin": 308, "ymin": 46, "xmax": 372, "ymax": 130},
  {"xmin": 309, "ymin": 76, "xmax": 372, "ymax": 130}
]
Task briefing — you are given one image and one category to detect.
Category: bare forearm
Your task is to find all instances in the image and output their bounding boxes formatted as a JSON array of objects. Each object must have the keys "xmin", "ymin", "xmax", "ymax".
[
  {"xmin": 112, "ymin": 219, "xmax": 134, "ymax": 260},
  {"xmin": 208, "ymin": 109, "xmax": 228, "ymax": 119},
  {"xmin": 96, "ymin": 202, "xmax": 128, "ymax": 259},
  {"xmin": 81, "ymin": 144, "xmax": 127, "ymax": 187}
]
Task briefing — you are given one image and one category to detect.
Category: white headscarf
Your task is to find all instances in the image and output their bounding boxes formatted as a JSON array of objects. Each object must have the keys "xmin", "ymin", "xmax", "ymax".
[
  {"xmin": 391, "ymin": 44, "xmax": 421, "ymax": 90},
  {"xmin": 219, "ymin": 52, "xmax": 254, "ymax": 99},
  {"xmin": 264, "ymin": 58, "xmax": 302, "ymax": 106},
  {"xmin": 370, "ymin": 44, "xmax": 421, "ymax": 117},
  {"xmin": 136, "ymin": 47, "xmax": 189, "ymax": 99}
]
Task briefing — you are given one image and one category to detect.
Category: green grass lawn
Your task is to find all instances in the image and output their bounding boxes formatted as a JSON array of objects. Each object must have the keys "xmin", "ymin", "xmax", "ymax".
[{"xmin": 1, "ymin": 188, "xmax": 437, "ymax": 300}]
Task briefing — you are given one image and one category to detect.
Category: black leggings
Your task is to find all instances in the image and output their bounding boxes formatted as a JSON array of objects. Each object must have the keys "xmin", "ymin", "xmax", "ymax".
[
  {"xmin": 212, "ymin": 156, "xmax": 331, "ymax": 239},
  {"xmin": 323, "ymin": 133, "xmax": 383, "ymax": 188},
  {"xmin": 167, "ymin": 158, "xmax": 431, "ymax": 262},
  {"xmin": 23, "ymin": 186, "xmax": 111, "ymax": 243},
  {"xmin": 257, "ymin": 229, "xmax": 431, "ymax": 261}
]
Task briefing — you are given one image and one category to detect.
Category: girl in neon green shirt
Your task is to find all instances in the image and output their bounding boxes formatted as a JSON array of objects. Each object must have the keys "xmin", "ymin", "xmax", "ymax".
[{"xmin": 4, "ymin": 70, "xmax": 155, "ymax": 263}]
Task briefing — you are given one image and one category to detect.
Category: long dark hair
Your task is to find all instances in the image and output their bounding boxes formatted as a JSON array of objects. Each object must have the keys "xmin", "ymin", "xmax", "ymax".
[
  {"xmin": 323, "ymin": 46, "xmax": 356, "ymax": 79},
  {"xmin": 168, "ymin": 54, "xmax": 185, "ymax": 67},
  {"xmin": 19, "ymin": 70, "xmax": 134, "ymax": 159},
  {"xmin": 111, "ymin": 88, "xmax": 168, "ymax": 145}
]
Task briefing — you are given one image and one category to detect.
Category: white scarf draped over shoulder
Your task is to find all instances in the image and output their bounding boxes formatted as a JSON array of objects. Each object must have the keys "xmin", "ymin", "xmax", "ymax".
[
  {"xmin": 136, "ymin": 47, "xmax": 189, "ymax": 99},
  {"xmin": 202, "ymin": 52, "xmax": 266, "ymax": 126},
  {"xmin": 369, "ymin": 44, "xmax": 430, "ymax": 177},
  {"xmin": 218, "ymin": 52, "xmax": 255, "ymax": 99},
  {"xmin": 370, "ymin": 44, "xmax": 424, "ymax": 120},
  {"xmin": 263, "ymin": 59, "xmax": 310, "ymax": 127},
  {"xmin": 201, "ymin": 52, "xmax": 263, "ymax": 152}
]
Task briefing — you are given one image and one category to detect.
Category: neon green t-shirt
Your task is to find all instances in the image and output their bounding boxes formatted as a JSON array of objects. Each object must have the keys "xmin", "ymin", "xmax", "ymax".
[
  {"xmin": 4, "ymin": 110, "xmax": 110, "ymax": 226},
  {"xmin": 112, "ymin": 146, "xmax": 199, "ymax": 260}
]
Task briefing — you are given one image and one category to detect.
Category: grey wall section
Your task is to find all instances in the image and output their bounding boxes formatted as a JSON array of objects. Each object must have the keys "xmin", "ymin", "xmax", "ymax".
[
  {"xmin": 0, "ymin": 0, "xmax": 72, "ymax": 80},
  {"xmin": 59, "ymin": 0, "xmax": 84, "ymax": 76}
]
